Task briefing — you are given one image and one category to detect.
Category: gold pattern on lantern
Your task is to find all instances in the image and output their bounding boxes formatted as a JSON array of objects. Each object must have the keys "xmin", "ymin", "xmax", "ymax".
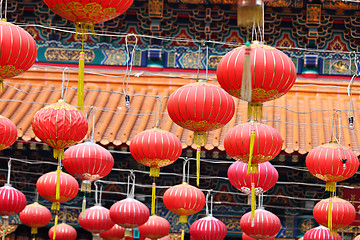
[
  {"xmin": 0, "ymin": 65, "xmax": 24, "ymax": 79},
  {"xmin": 180, "ymin": 120, "xmax": 223, "ymax": 132},
  {"xmin": 233, "ymin": 154, "xmax": 275, "ymax": 163},
  {"xmin": 315, "ymin": 174, "xmax": 347, "ymax": 182}
]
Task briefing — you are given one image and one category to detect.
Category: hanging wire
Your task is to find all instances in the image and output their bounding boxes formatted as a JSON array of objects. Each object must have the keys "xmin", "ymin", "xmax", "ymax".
[
  {"xmin": 196, "ymin": 45, "xmax": 202, "ymax": 80},
  {"xmin": 61, "ymin": 67, "xmax": 69, "ymax": 100},
  {"xmin": 205, "ymin": 190, "xmax": 213, "ymax": 216},
  {"xmin": 123, "ymin": 34, "xmax": 138, "ymax": 109},
  {"xmin": 87, "ymin": 106, "xmax": 97, "ymax": 141},
  {"xmin": 205, "ymin": 45, "xmax": 209, "ymax": 81},
  {"xmin": 331, "ymin": 110, "xmax": 348, "ymax": 170},
  {"xmin": 182, "ymin": 158, "xmax": 189, "ymax": 183},
  {"xmin": 6, "ymin": 158, "xmax": 11, "ymax": 185},
  {"xmin": 94, "ymin": 181, "xmax": 99, "ymax": 205},
  {"xmin": 0, "ymin": 0, "xmax": 3, "ymax": 19},
  {"xmin": 3, "ymin": 0, "xmax": 7, "ymax": 20},
  {"xmin": 347, "ymin": 73, "xmax": 357, "ymax": 130}
]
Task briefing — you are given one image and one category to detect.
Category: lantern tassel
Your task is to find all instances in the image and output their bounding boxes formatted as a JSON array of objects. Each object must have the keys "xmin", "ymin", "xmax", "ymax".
[
  {"xmin": 150, "ymin": 167, "xmax": 160, "ymax": 178},
  {"xmin": 241, "ymin": 42, "xmax": 252, "ymax": 102},
  {"xmin": 78, "ymin": 51, "xmax": 85, "ymax": 111},
  {"xmin": 55, "ymin": 166, "xmax": 61, "ymax": 201},
  {"xmin": 124, "ymin": 229, "xmax": 132, "ymax": 237},
  {"xmin": 51, "ymin": 202, "xmax": 60, "ymax": 211},
  {"xmin": 325, "ymin": 182, "xmax": 336, "ymax": 192},
  {"xmin": 93, "ymin": 233, "xmax": 101, "ymax": 240},
  {"xmin": 53, "ymin": 149, "xmax": 64, "ymax": 160},
  {"xmin": 194, "ymin": 132, "xmax": 206, "ymax": 187},
  {"xmin": 328, "ymin": 197, "xmax": 333, "ymax": 232},
  {"xmin": 2, "ymin": 230, "xmax": 4, "ymax": 240},
  {"xmin": 179, "ymin": 215, "xmax": 188, "ymax": 223},
  {"xmin": 248, "ymin": 103, "xmax": 263, "ymax": 121},
  {"xmin": 81, "ymin": 180, "xmax": 91, "ymax": 192},
  {"xmin": 251, "ymin": 182, "xmax": 255, "ymax": 223},
  {"xmin": 31, "ymin": 228, "xmax": 37, "ymax": 235},
  {"xmin": 52, "ymin": 214, "xmax": 58, "ymax": 240},
  {"xmin": 151, "ymin": 181, "xmax": 156, "ymax": 215},
  {"xmin": 82, "ymin": 195, "xmax": 86, "ymax": 218},
  {"xmin": 237, "ymin": 6, "xmax": 263, "ymax": 28},
  {"xmin": 181, "ymin": 229, "xmax": 185, "ymax": 240},
  {"xmin": 247, "ymin": 124, "xmax": 256, "ymax": 174}
]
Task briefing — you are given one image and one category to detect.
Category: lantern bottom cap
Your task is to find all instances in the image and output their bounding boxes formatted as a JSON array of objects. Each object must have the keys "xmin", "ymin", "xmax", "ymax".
[
  {"xmin": 179, "ymin": 215, "xmax": 188, "ymax": 223},
  {"xmin": 81, "ymin": 180, "xmax": 92, "ymax": 192},
  {"xmin": 325, "ymin": 182, "xmax": 336, "ymax": 192}
]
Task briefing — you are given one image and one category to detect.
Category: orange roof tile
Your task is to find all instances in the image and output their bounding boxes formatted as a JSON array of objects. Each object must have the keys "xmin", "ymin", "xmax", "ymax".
[{"xmin": 5, "ymin": 67, "xmax": 360, "ymax": 155}]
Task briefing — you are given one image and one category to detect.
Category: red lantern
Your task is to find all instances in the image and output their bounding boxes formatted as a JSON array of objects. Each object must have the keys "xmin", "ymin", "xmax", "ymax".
[
  {"xmin": 163, "ymin": 182, "xmax": 205, "ymax": 223},
  {"xmin": 100, "ymin": 225, "xmax": 126, "ymax": 240},
  {"xmin": 306, "ymin": 142, "xmax": 359, "ymax": 192},
  {"xmin": 138, "ymin": 215, "xmax": 171, "ymax": 240},
  {"xmin": 79, "ymin": 205, "xmax": 115, "ymax": 237},
  {"xmin": 63, "ymin": 140, "xmax": 114, "ymax": 192},
  {"xmin": 242, "ymin": 233, "xmax": 275, "ymax": 240},
  {"xmin": 354, "ymin": 234, "xmax": 360, "ymax": 240},
  {"xmin": 0, "ymin": 21, "xmax": 37, "ymax": 84},
  {"xmin": 48, "ymin": 223, "xmax": 77, "ymax": 240},
  {"xmin": 190, "ymin": 215, "xmax": 227, "ymax": 240},
  {"xmin": 303, "ymin": 226, "xmax": 341, "ymax": 240},
  {"xmin": 313, "ymin": 197, "xmax": 356, "ymax": 234},
  {"xmin": 32, "ymin": 99, "xmax": 88, "ymax": 159},
  {"xmin": 0, "ymin": 184, "xmax": 27, "ymax": 223},
  {"xmin": 19, "ymin": 202, "xmax": 52, "ymax": 235},
  {"xmin": 0, "ymin": 116, "xmax": 17, "ymax": 151},
  {"xmin": 228, "ymin": 161, "xmax": 278, "ymax": 195},
  {"xmin": 130, "ymin": 128, "xmax": 182, "ymax": 177},
  {"xmin": 110, "ymin": 197, "xmax": 150, "ymax": 228},
  {"xmin": 240, "ymin": 208, "xmax": 281, "ymax": 239},
  {"xmin": 36, "ymin": 170, "xmax": 79, "ymax": 210}
]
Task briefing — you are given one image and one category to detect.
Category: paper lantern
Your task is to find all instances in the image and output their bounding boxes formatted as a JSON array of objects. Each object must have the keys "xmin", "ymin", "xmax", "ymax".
[
  {"xmin": 138, "ymin": 215, "xmax": 171, "ymax": 240},
  {"xmin": 242, "ymin": 233, "xmax": 275, "ymax": 240},
  {"xmin": 32, "ymin": 99, "xmax": 88, "ymax": 159},
  {"xmin": 190, "ymin": 215, "xmax": 227, "ymax": 240},
  {"xmin": 63, "ymin": 140, "xmax": 114, "ymax": 192},
  {"xmin": 19, "ymin": 202, "xmax": 52, "ymax": 235},
  {"xmin": 36, "ymin": 170, "xmax": 79, "ymax": 210},
  {"xmin": 79, "ymin": 205, "xmax": 115, "ymax": 237},
  {"xmin": 130, "ymin": 128, "xmax": 182, "ymax": 177},
  {"xmin": 313, "ymin": 197, "xmax": 356, "ymax": 234},
  {"xmin": 306, "ymin": 142, "xmax": 359, "ymax": 192},
  {"xmin": 240, "ymin": 208, "xmax": 281, "ymax": 239},
  {"xmin": 0, "ymin": 116, "xmax": 17, "ymax": 151},
  {"xmin": 0, "ymin": 184, "xmax": 27, "ymax": 223},
  {"xmin": 0, "ymin": 21, "xmax": 37, "ymax": 84},
  {"xmin": 48, "ymin": 223, "xmax": 77, "ymax": 240},
  {"xmin": 303, "ymin": 226, "xmax": 341, "ymax": 240},
  {"xmin": 163, "ymin": 182, "xmax": 205, "ymax": 223},
  {"xmin": 354, "ymin": 234, "xmax": 360, "ymax": 240},
  {"xmin": 100, "ymin": 225, "xmax": 126, "ymax": 240}
]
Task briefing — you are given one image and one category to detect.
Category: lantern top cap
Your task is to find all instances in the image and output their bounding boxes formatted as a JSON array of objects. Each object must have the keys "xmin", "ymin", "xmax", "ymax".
[
  {"xmin": 2, "ymin": 183, "xmax": 12, "ymax": 188},
  {"xmin": 58, "ymin": 99, "xmax": 66, "ymax": 103}
]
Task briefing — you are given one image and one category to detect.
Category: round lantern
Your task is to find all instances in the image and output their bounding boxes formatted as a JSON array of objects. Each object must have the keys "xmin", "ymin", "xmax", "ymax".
[
  {"xmin": 48, "ymin": 223, "xmax": 77, "ymax": 240},
  {"xmin": 216, "ymin": 42, "xmax": 296, "ymax": 103},
  {"xmin": 240, "ymin": 208, "xmax": 281, "ymax": 239},
  {"xmin": 228, "ymin": 161, "xmax": 278, "ymax": 195},
  {"xmin": 163, "ymin": 182, "xmax": 205, "ymax": 223},
  {"xmin": 354, "ymin": 234, "xmax": 360, "ymax": 240},
  {"xmin": 190, "ymin": 215, "xmax": 227, "ymax": 240},
  {"xmin": 138, "ymin": 215, "xmax": 171, "ymax": 240},
  {"xmin": 100, "ymin": 224, "xmax": 126, "ymax": 240},
  {"xmin": 0, "ymin": 116, "xmax": 17, "ymax": 151},
  {"xmin": 0, "ymin": 21, "xmax": 37, "ymax": 84},
  {"xmin": 130, "ymin": 128, "xmax": 182, "ymax": 177},
  {"xmin": 63, "ymin": 140, "xmax": 114, "ymax": 192},
  {"xmin": 313, "ymin": 197, "xmax": 356, "ymax": 233},
  {"xmin": 242, "ymin": 233, "xmax": 275, "ymax": 240},
  {"xmin": 36, "ymin": 170, "xmax": 79, "ymax": 210},
  {"xmin": 303, "ymin": 226, "xmax": 341, "ymax": 240},
  {"xmin": 0, "ymin": 184, "xmax": 27, "ymax": 223},
  {"xmin": 306, "ymin": 142, "xmax": 359, "ymax": 192},
  {"xmin": 110, "ymin": 197, "xmax": 150, "ymax": 228},
  {"xmin": 79, "ymin": 204, "xmax": 115, "ymax": 237},
  {"xmin": 32, "ymin": 99, "xmax": 88, "ymax": 159},
  {"xmin": 20, "ymin": 202, "xmax": 52, "ymax": 234}
]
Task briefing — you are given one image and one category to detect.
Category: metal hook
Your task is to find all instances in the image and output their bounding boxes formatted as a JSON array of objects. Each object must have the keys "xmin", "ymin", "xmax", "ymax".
[
  {"xmin": 7, "ymin": 158, "xmax": 11, "ymax": 185},
  {"xmin": 182, "ymin": 158, "xmax": 189, "ymax": 183},
  {"xmin": 205, "ymin": 189, "xmax": 213, "ymax": 216}
]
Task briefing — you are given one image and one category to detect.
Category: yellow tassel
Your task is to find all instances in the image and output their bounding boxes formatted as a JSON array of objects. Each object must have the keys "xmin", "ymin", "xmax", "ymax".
[
  {"xmin": 53, "ymin": 149, "xmax": 64, "ymax": 160},
  {"xmin": 196, "ymin": 145, "xmax": 200, "ymax": 186},
  {"xmin": 53, "ymin": 214, "xmax": 58, "ymax": 240},
  {"xmin": 31, "ymin": 228, "xmax": 37, "ymax": 235},
  {"xmin": 82, "ymin": 195, "xmax": 86, "ymax": 218},
  {"xmin": 150, "ymin": 167, "xmax": 160, "ymax": 177},
  {"xmin": 251, "ymin": 182, "xmax": 255, "ymax": 220},
  {"xmin": 78, "ymin": 51, "xmax": 85, "ymax": 111},
  {"xmin": 2, "ymin": 229, "xmax": 5, "ymax": 240},
  {"xmin": 181, "ymin": 229, "xmax": 185, "ymax": 240},
  {"xmin": 51, "ymin": 202, "xmax": 60, "ymax": 211},
  {"xmin": 241, "ymin": 42, "xmax": 252, "ymax": 102},
  {"xmin": 328, "ymin": 197, "xmax": 333, "ymax": 231},
  {"xmin": 248, "ymin": 103, "xmax": 263, "ymax": 121},
  {"xmin": 247, "ymin": 124, "xmax": 256, "ymax": 174},
  {"xmin": 179, "ymin": 215, "xmax": 188, "ymax": 223},
  {"xmin": 81, "ymin": 181, "xmax": 91, "ymax": 193},
  {"xmin": 237, "ymin": 6, "xmax": 263, "ymax": 27},
  {"xmin": 55, "ymin": 167, "xmax": 61, "ymax": 201},
  {"xmin": 124, "ymin": 229, "xmax": 132, "ymax": 237},
  {"xmin": 325, "ymin": 182, "xmax": 336, "ymax": 192},
  {"xmin": 151, "ymin": 181, "xmax": 156, "ymax": 215}
]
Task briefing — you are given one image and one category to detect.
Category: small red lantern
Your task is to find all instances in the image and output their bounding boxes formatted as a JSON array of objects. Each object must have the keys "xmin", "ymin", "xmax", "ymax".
[
  {"xmin": 79, "ymin": 205, "xmax": 115, "ymax": 237},
  {"xmin": 190, "ymin": 215, "xmax": 227, "ymax": 240},
  {"xmin": 48, "ymin": 223, "xmax": 77, "ymax": 240},
  {"xmin": 304, "ymin": 226, "xmax": 341, "ymax": 240},
  {"xmin": 0, "ymin": 21, "xmax": 37, "ymax": 84},
  {"xmin": 100, "ymin": 224, "xmax": 125, "ymax": 240},
  {"xmin": 138, "ymin": 215, "xmax": 171, "ymax": 240},
  {"xmin": 313, "ymin": 197, "xmax": 356, "ymax": 234},
  {"xmin": 240, "ymin": 208, "xmax": 281, "ymax": 239},
  {"xmin": 32, "ymin": 100, "xmax": 88, "ymax": 159},
  {"xmin": 242, "ymin": 233, "xmax": 275, "ymax": 240},
  {"xmin": 306, "ymin": 142, "xmax": 359, "ymax": 192},
  {"xmin": 64, "ymin": 140, "xmax": 114, "ymax": 192},
  {"xmin": 20, "ymin": 202, "xmax": 52, "ymax": 235},
  {"xmin": 36, "ymin": 170, "xmax": 79, "ymax": 210},
  {"xmin": 228, "ymin": 161, "xmax": 278, "ymax": 195},
  {"xmin": 0, "ymin": 116, "xmax": 17, "ymax": 151},
  {"xmin": 163, "ymin": 182, "xmax": 205, "ymax": 223},
  {"xmin": 130, "ymin": 128, "xmax": 182, "ymax": 177},
  {"xmin": 110, "ymin": 197, "xmax": 150, "ymax": 228},
  {"xmin": 0, "ymin": 184, "xmax": 27, "ymax": 223}
]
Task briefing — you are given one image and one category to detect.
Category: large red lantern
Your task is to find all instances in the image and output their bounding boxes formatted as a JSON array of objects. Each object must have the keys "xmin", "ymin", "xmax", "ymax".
[
  {"xmin": 242, "ymin": 233, "xmax": 275, "ymax": 240},
  {"xmin": 0, "ymin": 21, "xmax": 37, "ymax": 84},
  {"xmin": 100, "ymin": 225, "xmax": 125, "ymax": 240},
  {"xmin": 228, "ymin": 161, "xmax": 278, "ymax": 195},
  {"xmin": 0, "ymin": 116, "xmax": 17, "ymax": 151},
  {"xmin": 313, "ymin": 197, "xmax": 356, "ymax": 234},
  {"xmin": 240, "ymin": 208, "xmax": 281, "ymax": 239},
  {"xmin": 19, "ymin": 202, "xmax": 52, "ymax": 235},
  {"xmin": 48, "ymin": 223, "xmax": 77, "ymax": 240},
  {"xmin": 163, "ymin": 182, "xmax": 205, "ymax": 223},
  {"xmin": 0, "ymin": 184, "xmax": 27, "ymax": 224},
  {"xmin": 79, "ymin": 205, "xmax": 115, "ymax": 237},
  {"xmin": 303, "ymin": 226, "xmax": 341, "ymax": 240},
  {"xmin": 130, "ymin": 128, "xmax": 182, "ymax": 178},
  {"xmin": 36, "ymin": 170, "xmax": 79, "ymax": 210},
  {"xmin": 32, "ymin": 99, "xmax": 88, "ymax": 159},
  {"xmin": 190, "ymin": 215, "xmax": 227, "ymax": 240},
  {"xmin": 138, "ymin": 215, "xmax": 171, "ymax": 240},
  {"xmin": 306, "ymin": 142, "xmax": 359, "ymax": 192},
  {"xmin": 63, "ymin": 140, "xmax": 114, "ymax": 192}
]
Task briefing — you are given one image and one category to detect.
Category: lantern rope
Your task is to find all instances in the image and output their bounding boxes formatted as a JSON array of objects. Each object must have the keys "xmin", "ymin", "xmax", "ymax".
[
  {"xmin": 123, "ymin": 34, "xmax": 138, "ymax": 109},
  {"xmin": 205, "ymin": 190, "xmax": 213, "ymax": 216},
  {"xmin": 247, "ymin": 122, "xmax": 256, "ymax": 174},
  {"xmin": 241, "ymin": 41, "xmax": 252, "ymax": 102},
  {"xmin": 151, "ymin": 179, "xmax": 156, "ymax": 215},
  {"xmin": 347, "ymin": 74, "xmax": 357, "ymax": 130},
  {"xmin": 6, "ymin": 158, "xmax": 11, "ymax": 185}
]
